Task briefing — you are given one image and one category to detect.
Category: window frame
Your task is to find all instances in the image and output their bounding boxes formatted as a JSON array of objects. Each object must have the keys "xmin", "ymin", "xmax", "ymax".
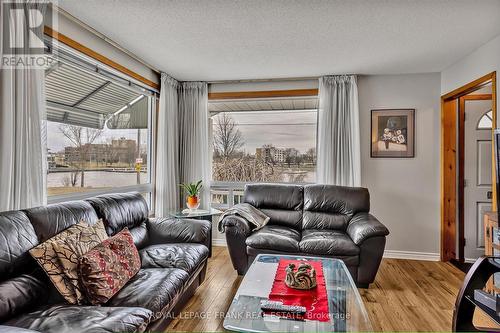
[
  {"xmin": 477, "ymin": 109, "xmax": 493, "ymax": 130},
  {"xmin": 208, "ymin": 93, "xmax": 319, "ymax": 209},
  {"xmin": 45, "ymin": 40, "xmax": 158, "ymax": 209}
]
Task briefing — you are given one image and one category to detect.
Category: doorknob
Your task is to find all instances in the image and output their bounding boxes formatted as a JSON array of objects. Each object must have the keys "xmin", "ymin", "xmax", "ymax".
[{"xmin": 487, "ymin": 191, "xmax": 493, "ymax": 199}]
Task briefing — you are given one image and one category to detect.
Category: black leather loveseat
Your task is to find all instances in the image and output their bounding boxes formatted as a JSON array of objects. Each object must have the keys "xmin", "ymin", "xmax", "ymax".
[
  {"xmin": 221, "ymin": 184, "xmax": 389, "ymax": 287},
  {"xmin": 0, "ymin": 192, "xmax": 211, "ymax": 333}
]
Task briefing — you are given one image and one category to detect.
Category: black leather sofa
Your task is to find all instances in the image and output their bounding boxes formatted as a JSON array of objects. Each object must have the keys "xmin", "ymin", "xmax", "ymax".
[
  {"xmin": 221, "ymin": 184, "xmax": 389, "ymax": 287},
  {"xmin": 0, "ymin": 192, "xmax": 211, "ymax": 333}
]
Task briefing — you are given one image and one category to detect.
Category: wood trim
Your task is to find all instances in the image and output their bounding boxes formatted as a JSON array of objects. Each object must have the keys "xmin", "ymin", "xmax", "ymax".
[
  {"xmin": 44, "ymin": 26, "xmax": 160, "ymax": 90},
  {"xmin": 462, "ymin": 94, "xmax": 493, "ymax": 101},
  {"xmin": 442, "ymin": 72, "xmax": 495, "ymax": 101},
  {"xmin": 492, "ymin": 72, "xmax": 497, "ymax": 212},
  {"xmin": 208, "ymin": 89, "xmax": 319, "ymax": 100},
  {"xmin": 458, "ymin": 96, "xmax": 465, "ymax": 263},
  {"xmin": 440, "ymin": 71, "xmax": 497, "ymax": 262},
  {"xmin": 441, "ymin": 98, "xmax": 458, "ymax": 261}
]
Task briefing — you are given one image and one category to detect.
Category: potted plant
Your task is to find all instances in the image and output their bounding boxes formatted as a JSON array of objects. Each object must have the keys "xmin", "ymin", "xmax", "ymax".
[{"xmin": 180, "ymin": 180, "xmax": 202, "ymax": 211}]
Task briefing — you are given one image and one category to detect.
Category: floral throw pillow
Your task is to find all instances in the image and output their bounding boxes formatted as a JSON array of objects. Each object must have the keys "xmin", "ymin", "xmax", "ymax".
[
  {"xmin": 29, "ymin": 220, "xmax": 101, "ymax": 304},
  {"xmin": 78, "ymin": 228, "xmax": 141, "ymax": 305},
  {"xmin": 52, "ymin": 219, "xmax": 108, "ymax": 304}
]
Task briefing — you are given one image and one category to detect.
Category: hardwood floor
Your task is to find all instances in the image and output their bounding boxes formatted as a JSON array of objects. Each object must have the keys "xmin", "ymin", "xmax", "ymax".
[{"xmin": 166, "ymin": 246, "xmax": 467, "ymax": 332}]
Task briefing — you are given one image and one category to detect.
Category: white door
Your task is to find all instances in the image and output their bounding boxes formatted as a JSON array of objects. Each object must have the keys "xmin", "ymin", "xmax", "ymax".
[{"xmin": 464, "ymin": 99, "xmax": 493, "ymax": 260}]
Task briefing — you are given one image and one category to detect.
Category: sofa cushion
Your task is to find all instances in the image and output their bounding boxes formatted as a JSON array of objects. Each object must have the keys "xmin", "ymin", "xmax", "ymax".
[
  {"xmin": 86, "ymin": 192, "xmax": 149, "ymax": 235},
  {"xmin": 29, "ymin": 221, "xmax": 102, "ymax": 304},
  {"xmin": 52, "ymin": 220, "xmax": 108, "ymax": 304},
  {"xmin": 0, "ymin": 211, "xmax": 39, "ymax": 279},
  {"xmin": 5, "ymin": 305, "xmax": 153, "ymax": 333},
  {"xmin": 129, "ymin": 221, "xmax": 149, "ymax": 249},
  {"xmin": 139, "ymin": 243, "xmax": 208, "ymax": 275},
  {"xmin": 107, "ymin": 268, "xmax": 189, "ymax": 320},
  {"xmin": 24, "ymin": 201, "xmax": 98, "ymax": 243},
  {"xmin": 259, "ymin": 209, "xmax": 303, "ymax": 230},
  {"xmin": 302, "ymin": 211, "xmax": 350, "ymax": 231},
  {"xmin": 244, "ymin": 184, "xmax": 303, "ymax": 229},
  {"xmin": 0, "ymin": 274, "xmax": 47, "ymax": 322},
  {"xmin": 302, "ymin": 185, "xmax": 370, "ymax": 230},
  {"xmin": 79, "ymin": 229, "xmax": 141, "ymax": 305},
  {"xmin": 299, "ymin": 229, "xmax": 360, "ymax": 256},
  {"xmin": 246, "ymin": 225, "xmax": 300, "ymax": 252}
]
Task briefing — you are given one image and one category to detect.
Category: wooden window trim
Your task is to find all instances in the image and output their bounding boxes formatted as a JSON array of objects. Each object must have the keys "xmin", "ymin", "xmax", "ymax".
[
  {"xmin": 208, "ymin": 89, "xmax": 319, "ymax": 100},
  {"xmin": 44, "ymin": 26, "xmax": 159, "ymax": 90}
]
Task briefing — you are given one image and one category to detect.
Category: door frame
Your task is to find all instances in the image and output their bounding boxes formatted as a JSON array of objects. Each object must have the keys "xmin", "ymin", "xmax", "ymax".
[
  {"xmin": 458, "ymin": 93, "xmax": 493, "ymax": 262},
  {"xmin": 441, "ymin": 71, "xmax": 497, "ymax": 262}
]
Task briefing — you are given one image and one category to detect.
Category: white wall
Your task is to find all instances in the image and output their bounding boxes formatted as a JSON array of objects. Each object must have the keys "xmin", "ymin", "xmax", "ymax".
[
  {"xmin": 441, "ymin": 34, "xmax": 500, "ymax": 125},
  {"xmin": 358, "ymin": 73, "xmax": 442, "ymax": 258},
  {"xmin": 210, "ymin": 74, "xmax": 443, "ymax": 257}
]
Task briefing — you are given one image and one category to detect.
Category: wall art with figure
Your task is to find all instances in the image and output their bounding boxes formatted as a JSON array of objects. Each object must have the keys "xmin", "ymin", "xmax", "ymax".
[{"xmin": 371, "ymin": 109, "xmax": 415, "ymax": 158}]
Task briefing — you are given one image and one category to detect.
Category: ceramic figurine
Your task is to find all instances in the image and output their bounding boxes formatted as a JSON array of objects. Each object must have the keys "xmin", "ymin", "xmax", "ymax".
[{"xmin": 284, "ymin": 263, "xmax": 317, "ymax": 290}]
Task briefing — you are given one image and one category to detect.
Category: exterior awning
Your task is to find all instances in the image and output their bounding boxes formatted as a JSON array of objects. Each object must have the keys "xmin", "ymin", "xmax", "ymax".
[
  {"xmin": 107, "ymin": 96, "xmax": 149, "ymax": 129},
  {"xmin": 45, "ymin": 60, "xmax": 146, "ymax": 129},
  {"xmin": 208, "ymin": 96, "xmax": 318, "ymax": 115}
]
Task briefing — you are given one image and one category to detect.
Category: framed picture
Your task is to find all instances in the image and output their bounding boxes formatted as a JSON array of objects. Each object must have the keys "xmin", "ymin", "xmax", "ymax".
[{"xmin": 371, "ymin": 109, "xmax": 415, "ymax": 158}]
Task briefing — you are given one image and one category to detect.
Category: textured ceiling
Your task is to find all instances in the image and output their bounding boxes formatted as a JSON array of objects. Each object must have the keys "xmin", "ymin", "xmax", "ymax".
[{"xmin": 57, "ymin": 0, "xmax": 500, "ymax": 81}]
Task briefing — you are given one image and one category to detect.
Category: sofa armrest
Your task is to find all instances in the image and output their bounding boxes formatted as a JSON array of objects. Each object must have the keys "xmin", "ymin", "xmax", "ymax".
[
  {"xmin": 347, "ymin": 212, "xmax": 389, "ymax": 245},
  {"xmin": 220, "ymin": 215, "xmax": 253, "ymax": 275},
  {"xmin": 146, "ymin": 217, "xmax": 211, "ymax": 245},
  {"xmin": 220, "ymin": 215, "xmax": 253, "ymax": 237}
]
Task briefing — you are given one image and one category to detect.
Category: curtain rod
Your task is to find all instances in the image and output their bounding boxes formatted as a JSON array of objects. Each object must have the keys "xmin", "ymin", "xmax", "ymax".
[{"xmin": 53, "ymin": 5, "xmax": 161, "ymax": 74}]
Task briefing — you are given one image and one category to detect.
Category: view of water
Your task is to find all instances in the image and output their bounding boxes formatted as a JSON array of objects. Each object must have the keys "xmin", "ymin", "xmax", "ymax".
[
  {"xmin": 47, "ymin": 171, "xmax": 149, "ymax": 188},
  {"xmin": 47, "ymin": 170, "xmax": 316, "ymax": 191},
  {"xmin": 283, "ymin": 170, "xmax": 316, "ymax": 183}
]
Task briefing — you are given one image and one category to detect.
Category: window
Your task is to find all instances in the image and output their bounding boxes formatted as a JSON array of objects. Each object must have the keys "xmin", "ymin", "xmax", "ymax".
[
  {"xmin": 477, "ymin": 110, "xmax": 493, "ymax": 129},
  {"xmin": 209, "ymin": 96, "xmax": 318, "ymax": 207},
  {"xmin": 45, "ymin": 44, "xmax": 156, "ymax": 206}
]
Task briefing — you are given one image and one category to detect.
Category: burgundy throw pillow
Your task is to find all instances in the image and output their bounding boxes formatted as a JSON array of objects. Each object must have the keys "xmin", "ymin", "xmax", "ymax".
[{"xmin": 78, "ymin": 228, "xmax": 141, "ymax": 304}]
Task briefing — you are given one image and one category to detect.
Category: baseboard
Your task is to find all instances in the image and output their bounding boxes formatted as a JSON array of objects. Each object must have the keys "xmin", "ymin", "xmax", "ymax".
[
  {"xmin": 212, "ymin": 238, "xmax": 227, "ymax": 246},
  {"xmin": 383, "ymin": 250, "xmax": 440, "ymax": 261}
]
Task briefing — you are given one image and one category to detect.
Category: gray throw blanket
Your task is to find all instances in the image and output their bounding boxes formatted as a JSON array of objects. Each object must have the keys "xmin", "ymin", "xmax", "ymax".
[{"xmin": 218, "ymin": 203, "xmax": 270, "ymax": 233}]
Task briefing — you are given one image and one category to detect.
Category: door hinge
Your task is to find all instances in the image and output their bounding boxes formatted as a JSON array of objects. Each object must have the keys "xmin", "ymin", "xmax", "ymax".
[
  {"xmin": 463, "ymin": 112, "xmax": 466, "ymax": 121},
  {"xmin": 464, "ymin": 179, "xmax": 468, "ymax": 187},
  {"xmin": 463, "ymin": 238, "xmax": 466, "ymax": 246}
]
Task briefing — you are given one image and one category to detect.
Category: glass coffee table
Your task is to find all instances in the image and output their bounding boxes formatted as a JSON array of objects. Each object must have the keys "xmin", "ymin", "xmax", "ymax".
[{"xmin": 224, "ymin": 254, "xmax": 372, "ymax": 332}]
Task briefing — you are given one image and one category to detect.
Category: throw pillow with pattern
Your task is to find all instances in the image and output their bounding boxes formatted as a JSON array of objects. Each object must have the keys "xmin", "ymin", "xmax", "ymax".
[
  {"xmin": 52, "ymin": 219, "xmax": 108, "ymax": 304},
  {"xmin": 78, "ymin": 228, "xmax": 141, "ymax": 305},
  {"xmin": 29, "ymin": 220, "xmax": 100, "ymax": 304}
]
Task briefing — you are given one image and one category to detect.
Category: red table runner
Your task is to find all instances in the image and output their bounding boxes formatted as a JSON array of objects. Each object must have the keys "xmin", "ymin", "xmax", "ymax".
[{"xmin": 268, "ymin": 259, "xmax": 330, "ymax": 322}]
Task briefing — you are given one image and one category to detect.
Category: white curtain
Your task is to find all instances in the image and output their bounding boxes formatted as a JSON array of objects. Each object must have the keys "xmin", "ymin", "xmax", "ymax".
[
  {"xmin": 155, "ymin": 73, "xmax": 180, "ymax": 216},
  {"xmin": 317, "ymin": 75, "xmax": 361, "ymax": 186},
  {"xmin": 0, "ymin": 0, "xmax": 48, "ymax": 211},
  {"xmin": 178, "ymin": 82, "xmax": 211, "ymax": 209}
]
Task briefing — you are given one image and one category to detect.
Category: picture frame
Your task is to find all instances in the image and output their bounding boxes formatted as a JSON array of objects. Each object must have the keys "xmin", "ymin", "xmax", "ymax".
[{"xmin": 370, "ymin": 109, "xmax": 415, "ymax": 158}]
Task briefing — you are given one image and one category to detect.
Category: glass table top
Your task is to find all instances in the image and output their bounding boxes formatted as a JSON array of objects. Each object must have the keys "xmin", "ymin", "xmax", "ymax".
[
  {"xmin": 223, "ymin": 254, "xmax": 373, "ymax": 332},
  {"xmin": 168, "ymin": 207, "xmax": 223, "ymax": 218}
]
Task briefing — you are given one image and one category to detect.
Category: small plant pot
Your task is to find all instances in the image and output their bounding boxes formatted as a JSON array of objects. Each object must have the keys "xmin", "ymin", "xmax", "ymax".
[{"xmin": 186, "ymin": 195, "xmax": 200, "ymax": 210}]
